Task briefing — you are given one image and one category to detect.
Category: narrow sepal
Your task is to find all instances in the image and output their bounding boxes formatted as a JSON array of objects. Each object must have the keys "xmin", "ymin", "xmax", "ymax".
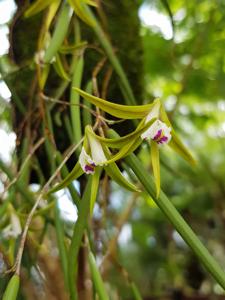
[
  {"xmin": 151, "ymin": 141, "xmax": 160, "ymax": 198},
  {"xmin": 48, "ymin": 162, "xmax": 84, "ymax": 194},
  {"xmin": 90, "ymin": 167, "xmax": 102, "ymax": 214},
  {"xmin": 24, "ymin": 0, "xmax": 54, "ymax": 18},
  {"xmin": 73, "ymin": 88, "xmax": 154, "ymax": 119}
]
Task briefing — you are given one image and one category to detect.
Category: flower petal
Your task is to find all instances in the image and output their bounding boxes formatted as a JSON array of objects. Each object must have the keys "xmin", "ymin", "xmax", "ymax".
[
  {"xmin": 90, "ymin": 167, "xmax": 102, "ymax": 214},
  {"xmin": 151, "ymin": 140, "xmax": 160, "ymax": 198},
  {"xmin": 79, "ymin": 147, "xmax": 96, "ymax": 174},
  {"xmin": 141, "ymin": 120, "xmax": 171, "ymax": 145},
  {"xmin": 88, "ymin": 118, "xmax": 157, "ymax": 149},
  {"xmin": 87, "ymin": 134, "xmax": 107, "ymax": 166},
  {"xmin": 73, "ymin": 88, "xmax": 155, "ymax": 119}
]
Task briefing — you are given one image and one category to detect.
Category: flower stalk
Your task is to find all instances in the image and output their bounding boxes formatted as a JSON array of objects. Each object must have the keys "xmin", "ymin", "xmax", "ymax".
[{"xmin": 125, "ymin": 153, "xmax": 225, "ymax": 290}]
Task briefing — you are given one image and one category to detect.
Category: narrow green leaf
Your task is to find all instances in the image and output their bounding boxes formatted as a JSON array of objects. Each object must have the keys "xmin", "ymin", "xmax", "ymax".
[
  {"xmin": 24, "ymin": 0, "xmax": 54, "ymax": 18},
  {"xmin": 68, "ymin": 177, "xmax": 92, "ymax": 300},
  {"xmin": 54, "ymin": 201, "xmax": 69, "ymax": 290},
  {"xmin": 59, "ymin": 41, "xmax": 87, "ymax": 54},
  {"xmin": 48, "ymin": 161, "xmax": 84, "ymax": 194},
  {"xmin": 82, "ymin": 81, "xmax": 93, "ymax": 127},
  {"xmin": 73, "ymin": 88, "xmax": 154, "ymax": 119},
  {"xmin": 85, "ymin": 0, "xmax": 97, "ymax": 6},
  {"xmin": 53, "ymin": 54, "xmax": 71, "ymax": 81},
  {"xmin": 151, "ymin": 141, "xmax": 160, "ymax": 198},
  {"xmin": 70, "ymin": 56, "xmax": 83, "ymax": 150},
  {"xmin": 3, "ymin": 275, "xmax": 20, "ymax": 300},
  {"xmin": 88, "ymin": 251, "xmax": 109, "ymax": 300},
  {"xmin": 90, "ymin": 167, "xmax": 102, "ymax": 214},
  {"xmin": 67, "ymin": 0, "xmax": 96, "ymax": 26},
  {"xmin": 55, "ymin": 152, "xmax": 80, "ymax": 206},
  {"xmin": 43, "ymin": 3, "xmax": 73, "ymax": 63},
  {"xmin": 130, "ymin": 282, "xmax": 143, "ymax": 300},
  {"xmin": 39, "ymin": 64, "xmax": 50, "ymax": 89},
  {"xmin": 45, "ymin": 0, "xmax": 61, "ymax": 31}
]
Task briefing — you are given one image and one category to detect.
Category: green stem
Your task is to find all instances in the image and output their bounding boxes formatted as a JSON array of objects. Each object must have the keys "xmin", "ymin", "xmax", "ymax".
[
  {"xmin": 70, "ymin": 55, "xmax": 84, "ymax": 150},
  {"xmin": 43, "ymin": 3, "xmax": 72, "ymax": 63},
  {"xmin": 68, "ymin": 177, "xmax": 92, "ymax": 300},
  {"xmin": 54, "ymin": 200, "xmax": 69, "ymax": 290},
  {"xmin": 125, "ymin": 153, "xmax": 225, "ymax": 290},
  {"xmin": 82, "ymin": 81, "xmax": 93, "ymax": 127},
  {"xmin": 55, "ymin": 152, "xmax": 80, "ymax": 207},
  {"xmin": 88, "ymin": 251, "xmax": 109, "ymax": 300}
]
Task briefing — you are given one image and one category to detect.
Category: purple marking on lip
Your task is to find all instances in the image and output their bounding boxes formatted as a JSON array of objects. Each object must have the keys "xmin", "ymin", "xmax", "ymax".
[
  {"xmin": 85, "ymin": 164, "xmax": 95, "ymax": 173},
  {"xmin": 157, "ymin": 136, "xmax": 168, "ymax": 144},
  {"xmin": 153, "ymin": 129, "xmax": 162, "ymax": 141}
]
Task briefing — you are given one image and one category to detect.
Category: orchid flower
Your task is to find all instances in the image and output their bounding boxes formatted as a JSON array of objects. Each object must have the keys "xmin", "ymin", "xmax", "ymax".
[
  {"xmin": 73, "ymin": 88, "xmax": 196, "ymax": 197},
  {"xmin": 49, "ymin": 125, "xmax": 145, "ymax": 212}
]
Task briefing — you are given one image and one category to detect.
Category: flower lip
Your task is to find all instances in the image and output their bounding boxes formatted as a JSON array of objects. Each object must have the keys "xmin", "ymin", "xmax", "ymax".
[
  {"xmin": 79, "ymin": 147, "xmax": 96, "ymax": 174},
  {"xmin": 141, "ymin": 119, "xmax": 171, "ymax": 145},
  {"xmin": 84, "ymin": 163, "xmax": 96, "ymax": 174}
]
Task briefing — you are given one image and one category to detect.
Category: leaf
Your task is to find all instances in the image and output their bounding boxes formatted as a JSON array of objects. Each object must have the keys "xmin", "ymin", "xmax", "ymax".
[
  {"xmin": 130, "ymin": 282, "xmax": 143, "ymax": 300},
  {"xmin": 24, "ymin": 0, "xmax": 54, "ymax": 18},
  {"xmin": 88, "ymin": 251, "xmax": 110, "ymax": 300},
  {"xmin": 151, "ymin": 141, "xmax": 160, "ymax": 198},
  {"xmin": 70, "ymin": 56, "xmax": 84, "ymax": 150},
  {"xmin": 39, "ymin": 64, "xmax": 50, "ymax": 89},
  {"xmin": 45, "ymin": 0, "xmax": 61, "ymax": 31},
  {"xmin": 48, "ymin": 162, "xmax": 84, "ymax": 194},
  {"xmin": 68, "ymin": 177, "xmax": 92, "ymax": 298},
  {"xmin": 43, "ymin": 3, "xmax": 72, "ymax": 63},
  {"xmin": 54, "ymin": 201, "xmax": 69, "ymax": 290},
  {"xmin": 53, "ymin": 53, "xmax": 71, "ymax": 81},
  {"xmin": 90, "ymin": 167, "xmax": 102, "ymax": 214},
  {"xmin": 67, "ymin": 0, "xmax": 96, "ymax": 26},
  {"xmin": 85, "ymin": 0, "xmax": 97, "ymax": 6},
  {"xmin": 59, "ymin": 41, "xmax": 88, "ymax": 54},
  {"xmin": 73, "ymin": 88, "xmax": 154, "ymax": 119},
  {"xmin": 3, "ymin": 275, "xmax": 20, "ymax": 300}
]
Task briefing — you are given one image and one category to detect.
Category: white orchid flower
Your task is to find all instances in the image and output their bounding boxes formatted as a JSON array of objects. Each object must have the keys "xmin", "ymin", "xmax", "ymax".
[
  {"xmin": 79, "ymin": 134, "xmax": 107, "ymax": 175},
  {"xmin": 141, "ymin": 101, "xmax": 171, "ymax": 145}
]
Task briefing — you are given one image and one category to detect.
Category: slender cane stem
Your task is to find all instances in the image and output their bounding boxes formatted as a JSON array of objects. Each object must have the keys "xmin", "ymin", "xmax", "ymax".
[{"xmin": 125, "ymin": 153, "xmax": 225, "ymax": 290}]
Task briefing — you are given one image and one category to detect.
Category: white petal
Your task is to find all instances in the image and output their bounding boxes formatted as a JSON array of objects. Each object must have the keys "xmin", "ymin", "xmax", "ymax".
[
  {"xmin": 141, "ymin": 119, "xmax": 171, "ymax": 145},
  {"xmin": 79, "ymin": 147, "xmax": 95, "ymax": 174},
  {"xmin": 88, "ymin": 135, "xmax": 107, "ymax": 166},
  {"xmin": 145, "ymin": 101, "xmax": 161, "ymax": 123}
]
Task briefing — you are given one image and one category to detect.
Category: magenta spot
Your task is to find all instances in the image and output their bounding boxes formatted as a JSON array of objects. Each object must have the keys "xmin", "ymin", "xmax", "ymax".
[
  {"xmin": 153, "ymin": 129, "xmax": 162, "ymax": 141},
  {"xmin": 157, "ymin": 136, "xmax": 168, "ymax": 144},
  {"xmin": 85, "ymin": 164, "xmax": 95, "ymax": 173}
]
